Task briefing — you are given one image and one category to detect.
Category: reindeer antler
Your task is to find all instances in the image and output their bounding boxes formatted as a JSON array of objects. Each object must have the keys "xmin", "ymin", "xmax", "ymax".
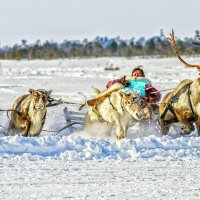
[
  {"xmin": 193, "ymin": 41, "xmax": 200, "ymax": 46},
  {"xmin": 168, "ymin": 29, "xmax": 200, "ymax": 69}
]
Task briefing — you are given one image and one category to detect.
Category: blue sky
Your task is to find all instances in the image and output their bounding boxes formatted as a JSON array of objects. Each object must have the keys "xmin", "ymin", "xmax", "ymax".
[{"xmin": 0, "ymin": 0, "xmax": 199, "ymax": 45}]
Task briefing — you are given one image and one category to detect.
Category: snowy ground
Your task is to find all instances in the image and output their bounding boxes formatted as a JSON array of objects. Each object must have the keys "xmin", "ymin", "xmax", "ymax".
[{"xmin": 0, "ymin": 57, "xmax": 200, "ymax": 199}]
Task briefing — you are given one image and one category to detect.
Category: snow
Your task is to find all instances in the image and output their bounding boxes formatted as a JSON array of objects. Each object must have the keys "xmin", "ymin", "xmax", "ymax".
[
  {"xmin": 0, "ymin": 57, "xmax": 200, "ymax": 199},
  {"xmin": 1, "ymin": 135, "xmax": 200, "ymax": 160}
]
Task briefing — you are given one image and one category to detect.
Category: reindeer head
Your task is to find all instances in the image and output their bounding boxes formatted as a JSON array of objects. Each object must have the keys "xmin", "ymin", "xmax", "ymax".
[
  {"xmin": 29, "ymin": 89, "xmax": 52, "ymax": 110},
  {"xmin": 120, "ymin": 91, "xmax": 144, "ymax": 120}
]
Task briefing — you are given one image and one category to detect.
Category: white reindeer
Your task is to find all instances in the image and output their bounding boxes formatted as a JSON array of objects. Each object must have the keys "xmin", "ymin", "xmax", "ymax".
[{"xmin": 82, "ymin": 83, "xmax": 144, "ymax": 139}]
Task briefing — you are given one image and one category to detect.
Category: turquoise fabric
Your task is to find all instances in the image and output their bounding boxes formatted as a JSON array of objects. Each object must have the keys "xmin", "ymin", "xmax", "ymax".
[{"xmin": 125, "ymin": 80, "xmax": 148, "ymax": 97}]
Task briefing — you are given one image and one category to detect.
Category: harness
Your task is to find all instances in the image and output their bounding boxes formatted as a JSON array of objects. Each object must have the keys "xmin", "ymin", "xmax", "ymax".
[
  {"xmin": 108, "ymin": 96, "xmax": 123, "ymax": 112},
  {"xmin": 11, "ymin": 95, "xmax": 30, "ymax": 121},
  {"xmin": 91, "ymin": 96, "xmax": 124, "ymax": 122},
  {"xmin": 160, "ymin": 82, "xmax": 197, "ymax": 125}
]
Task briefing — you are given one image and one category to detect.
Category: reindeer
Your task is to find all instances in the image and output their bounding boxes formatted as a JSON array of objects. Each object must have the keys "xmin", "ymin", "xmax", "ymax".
[
  {"xmin": 9, "ymin": 89, "xmax": 52, "ymax": 137},
  {"xmin": 159, "ymin": 30, "xmax": 200, "ymax": 136},
  {"xmin": 82, "ymin": 83, "xmax": 144, "ymax": 139}
]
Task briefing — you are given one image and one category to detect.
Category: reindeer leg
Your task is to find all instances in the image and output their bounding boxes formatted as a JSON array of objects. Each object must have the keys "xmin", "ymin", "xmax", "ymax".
[
  {"xmin": 112, "ymin": 114, "xmax": 124, "ymax": 140},
  {"xmin": 160, "ymin": 124, "xmax": 170, "ymax": 136},
  {"xmin": 177, "ymin": 116, "xmax": 194, "ymax": 135},
  {"xmin": 22, "ymin": 120, "xmax": 31, "ymax": 137},
  {"xmin": 121, "ymin": 123, "xmax": 128, "ymax": 138},
  {"xmin": 195, "ymin": 118, "xmax": 200, "ymax": 136},
  {"xmin": 123, "ymin": 126, "xmax": 128, "ymax": 138}
]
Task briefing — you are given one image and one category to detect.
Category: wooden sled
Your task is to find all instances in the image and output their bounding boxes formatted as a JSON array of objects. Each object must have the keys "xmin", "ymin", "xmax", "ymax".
[{"xmin": 62, "ymin": 107, "xmax": 85, "ymax": 134}]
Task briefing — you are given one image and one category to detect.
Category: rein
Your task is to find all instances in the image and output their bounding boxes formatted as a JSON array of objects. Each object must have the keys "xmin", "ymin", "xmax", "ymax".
[
  {"xmin": 108, "ymin": 97, "xmax": 118, "ymax": 112},
  {"xmin": 42, "ymin": 122, "xmax": 83, "ymax": 136},
  {"xmin": 0, "ymin": 109, "xmax": 27, "ymax": 119},
  {"xmin": 47, "ymin": 97, "xmax": 84, "ymax": 107},
  {"xmin": 151, "ymin": 88, "xmax": 175, "ymax": 94},
  {"xmin": 0, "ymin": 109, "xmax": 19, "ymax": 112}
]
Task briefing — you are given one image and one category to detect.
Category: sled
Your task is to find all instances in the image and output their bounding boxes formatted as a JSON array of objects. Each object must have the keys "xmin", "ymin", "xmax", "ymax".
[{"xmin": 63, "ymin": 107, "xmax": 85, "ymax": 134}]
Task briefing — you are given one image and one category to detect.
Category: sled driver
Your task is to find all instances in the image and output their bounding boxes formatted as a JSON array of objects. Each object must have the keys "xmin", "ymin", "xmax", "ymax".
[
  {"xmin": 106, "ymin": 66, "xmax": 161, "ymax": 120},
  {"xmin": 106, "ymin": 66, "xmax": 161, "ymax": 104}
]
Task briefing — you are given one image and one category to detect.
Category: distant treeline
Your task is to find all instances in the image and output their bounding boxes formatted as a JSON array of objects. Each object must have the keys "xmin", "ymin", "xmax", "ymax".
[{"xmin": 1, "ymin": 30, "xmax": 200, "ymax": 60}]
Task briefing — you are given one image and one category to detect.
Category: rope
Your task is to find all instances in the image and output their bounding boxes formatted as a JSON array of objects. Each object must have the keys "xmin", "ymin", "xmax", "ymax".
[
  {"xmin": 47, "ymin": 97, "xmax": 85, "ymax": 107},
  {"xmin": 0, "ymin": 124, "xmax": 7, "ymax": 131},
  {"xmin": 63, "ymin": 101, "xmax": 84, "ymax": 105},
  {"xmin": 151, "ymin": 88, "xmax": 175, "ymax": 94},
  {"xmin": 0, "ymin": 123, "xmax": 12, "ymax": 136},
  {"xmin": 42, "ymin": 122, "xmax": 83, "ymax": 136},
  {"xmin": 0, "ymin": 109, "xmax": 18, "ymax": 112}
]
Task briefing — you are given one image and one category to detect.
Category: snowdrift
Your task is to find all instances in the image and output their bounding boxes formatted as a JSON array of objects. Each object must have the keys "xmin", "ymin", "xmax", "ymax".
[{"xmin": 0, "ymin": 134, "xmax": 200, "ymax": 160}]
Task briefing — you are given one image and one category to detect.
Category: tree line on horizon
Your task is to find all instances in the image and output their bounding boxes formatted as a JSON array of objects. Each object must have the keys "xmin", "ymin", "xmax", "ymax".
[{"xmin": 1, "ymin": 30, "xmax": 200, "ymax": 60}]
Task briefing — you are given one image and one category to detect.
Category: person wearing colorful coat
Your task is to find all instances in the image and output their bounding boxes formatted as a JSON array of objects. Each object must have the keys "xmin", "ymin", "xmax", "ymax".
[
  {"xmin": 106, "ymin": 66, "xmax": 161, "ymax": 104},
  {"xmin": 106, "ymin": 66, "xmax": 161, "ymax": 121}
]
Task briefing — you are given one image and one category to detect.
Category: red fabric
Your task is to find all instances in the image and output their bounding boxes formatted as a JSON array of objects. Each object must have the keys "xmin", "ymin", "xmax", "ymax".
[
  {"xmin": 106, "ymin": 79, "xmax": 124, "ymax": 89},
  {"xmin": 106, "ymin": 79, "xmax": 161, "ymax": 102},
  {"xmin": 146, "ymin": 86, "xmax": 161, "ymax": 102}
]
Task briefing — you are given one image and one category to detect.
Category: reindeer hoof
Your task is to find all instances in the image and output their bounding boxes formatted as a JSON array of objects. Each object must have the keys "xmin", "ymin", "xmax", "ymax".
[
  {"xmin": 117, "ymin": 135, "xmax": 124, "ymax": 140},
  {"xmin": 180, "ymin": 131, "xmax": 190, "ymax": 136}
]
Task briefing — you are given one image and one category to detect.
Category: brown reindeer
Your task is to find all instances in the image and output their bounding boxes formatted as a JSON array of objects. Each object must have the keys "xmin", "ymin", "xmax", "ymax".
[
  {"xmin": 9, "ymin": 89, "xmax": 52, "ymax": 137},
  {"xmin": 159, "ymin": 30, "xmax": 200, "ymax": 136}
]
